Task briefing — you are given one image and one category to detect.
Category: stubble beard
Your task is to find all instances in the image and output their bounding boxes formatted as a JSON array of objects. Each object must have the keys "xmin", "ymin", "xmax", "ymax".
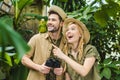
[{"xmin": 50, "ymin": 28, "xmax": 59, "ymax": 33}]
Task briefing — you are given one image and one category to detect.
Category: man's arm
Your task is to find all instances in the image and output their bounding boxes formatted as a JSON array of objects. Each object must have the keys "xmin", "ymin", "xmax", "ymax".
[
  {"xmin": 21, "ymin": 54, "xmax": 50, "ymax": 74},
  {"xmin": 21, "ymin": 54, "xmax": 40, "ymax": 71}
]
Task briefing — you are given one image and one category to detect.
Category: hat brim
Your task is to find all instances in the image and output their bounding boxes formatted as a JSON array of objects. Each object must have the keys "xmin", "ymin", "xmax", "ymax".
[
  {"xmin": 63, "ymin": 18, "xmax": 90, "ymax": 44},
  {"xmin": 48, "ymin": 5, "xmax": 67, "ymax": 20}
]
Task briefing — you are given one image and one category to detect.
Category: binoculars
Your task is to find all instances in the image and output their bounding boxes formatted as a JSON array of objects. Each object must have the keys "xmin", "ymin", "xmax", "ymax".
[{"xmin": 45, "ymin": 58, "xmax": 61, "ymax": 68}]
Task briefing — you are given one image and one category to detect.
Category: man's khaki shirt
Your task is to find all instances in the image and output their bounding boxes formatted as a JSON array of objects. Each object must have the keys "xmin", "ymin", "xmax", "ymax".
[{"xmin": 26, "ymin": 33, "xmax": 65, "ymax": 80}]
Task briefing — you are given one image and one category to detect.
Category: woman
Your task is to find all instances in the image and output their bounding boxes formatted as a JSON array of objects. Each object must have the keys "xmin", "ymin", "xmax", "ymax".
[{"xmin": 52, "ymin": 18, "xmax": 101, "ymax": 80}]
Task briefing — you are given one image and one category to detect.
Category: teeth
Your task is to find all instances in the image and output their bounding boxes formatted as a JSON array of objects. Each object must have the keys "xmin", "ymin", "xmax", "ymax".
[{"xmin": 48, "ymin": 26, "xmax": 54, "ymax": 31}]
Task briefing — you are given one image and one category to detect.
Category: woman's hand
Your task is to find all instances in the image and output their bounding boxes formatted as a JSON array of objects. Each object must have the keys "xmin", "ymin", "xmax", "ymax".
[{"xmin": 52, "ymin": 44, "xmax": 65, "ymax": 59}]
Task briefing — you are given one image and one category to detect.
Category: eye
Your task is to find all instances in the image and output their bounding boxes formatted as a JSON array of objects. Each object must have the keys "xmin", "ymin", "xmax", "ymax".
[{"xmin": 52, "ymin": 18, "xmax": 56, "ymax": 21}]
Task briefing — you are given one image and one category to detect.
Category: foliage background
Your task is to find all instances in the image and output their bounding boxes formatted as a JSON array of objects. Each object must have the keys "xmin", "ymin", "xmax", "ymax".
[{"xmin": 0, "ymin": 0, "xmax": 120, "ymax": 80}]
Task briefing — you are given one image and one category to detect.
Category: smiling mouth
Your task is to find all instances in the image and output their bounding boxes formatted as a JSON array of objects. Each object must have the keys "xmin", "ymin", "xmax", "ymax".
[
  {"xmin": 67, "ymin": 35, "xmax": 73, "ymax": 39},
  {"xmin": 48, "ymin": 26, "xmax": 54, "ymax": 31}
]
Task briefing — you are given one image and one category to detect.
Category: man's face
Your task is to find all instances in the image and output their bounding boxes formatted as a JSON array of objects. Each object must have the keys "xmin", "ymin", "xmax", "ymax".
[{"xmin": 47, "ymin": 14, "xmax": 62, "ymax": 32}]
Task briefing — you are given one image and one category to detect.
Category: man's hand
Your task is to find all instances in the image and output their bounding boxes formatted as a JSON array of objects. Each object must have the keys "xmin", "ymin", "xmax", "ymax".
[
  {"xmin": 54, "ymin": 67, "xmax": 63, "ymax": 75},
  {"xmin": 39, "ymin": 63, "xmax": 51, "ymax": 74}
]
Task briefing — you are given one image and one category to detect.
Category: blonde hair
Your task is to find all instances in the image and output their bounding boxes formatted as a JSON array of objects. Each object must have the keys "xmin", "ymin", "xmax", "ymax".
[{"xmin": 63, "ymin": 22, "xmax": 85, "ymax": 61}]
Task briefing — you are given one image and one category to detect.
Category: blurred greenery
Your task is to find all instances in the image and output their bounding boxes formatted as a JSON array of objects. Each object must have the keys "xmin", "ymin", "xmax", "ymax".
[{"xmin": 0, "ymin": 0, "xmax": 120, "ymax": 80}]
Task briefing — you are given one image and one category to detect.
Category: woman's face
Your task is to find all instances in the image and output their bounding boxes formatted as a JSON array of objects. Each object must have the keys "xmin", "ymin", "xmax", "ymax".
[{"xmin": 65, "ymin": 23, "xmax": 81, "ymax": 44}]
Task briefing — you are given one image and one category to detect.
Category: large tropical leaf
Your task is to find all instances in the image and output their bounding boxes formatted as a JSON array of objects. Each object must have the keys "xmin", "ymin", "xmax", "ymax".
[
  {"xmin": 105, "ymin": 0, "xmax": 120, "ymax": 18},
  {"xmin": 94, "ymin": 0, "xmax": 120, "ymax": 26},
  {"xmin": 0, "ymin": 16, "xmax": 30, "ymax": 60},
  {"xmin": 94, "ymin": 9, "xmax": 109, "ymax": 27}
]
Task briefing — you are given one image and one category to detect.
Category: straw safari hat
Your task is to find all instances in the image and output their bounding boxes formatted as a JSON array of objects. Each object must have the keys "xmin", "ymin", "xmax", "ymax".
[
  {"xmin": 63, "ymin": 18, "xmax": 90, "ymax": 44},
  {"xmin": 48, "ymin": 5, "xmax": 67, "ymax": 21}
]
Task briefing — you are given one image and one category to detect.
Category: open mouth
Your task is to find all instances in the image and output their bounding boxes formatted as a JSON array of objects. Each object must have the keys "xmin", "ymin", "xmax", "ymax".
[{"xmin": 67, "ymin": 35, "xmax": 73, "ymax": 40}]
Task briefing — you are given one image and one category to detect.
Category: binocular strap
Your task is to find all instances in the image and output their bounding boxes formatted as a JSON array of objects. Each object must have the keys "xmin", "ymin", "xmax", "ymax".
[{"xmin": 46, "ymin": 69, "xmax": 56, "ymax": 80}]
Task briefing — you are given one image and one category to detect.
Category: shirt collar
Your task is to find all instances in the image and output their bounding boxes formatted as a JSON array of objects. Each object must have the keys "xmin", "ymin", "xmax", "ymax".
[
  {"xmin": 44, "ymin": 32, "xmax": 54, "ymax": 43},
  {"xmin": 44, "ymin": 32, "xmax": 49, "ymax": 39}
]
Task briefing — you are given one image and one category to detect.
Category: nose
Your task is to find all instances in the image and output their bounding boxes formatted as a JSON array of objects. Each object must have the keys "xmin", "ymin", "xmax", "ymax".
[{"xmin": 66, "ymin": 30, "xmax": 71, "ymax": 36}]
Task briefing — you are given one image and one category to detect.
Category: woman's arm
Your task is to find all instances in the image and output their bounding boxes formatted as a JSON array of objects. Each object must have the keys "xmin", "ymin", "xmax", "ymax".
[
  {"xmin": 52, "ymin": 45, "xmax": 96, "ymax": 77},
  {"xmin": 63, "ymin": 55, "xmax": 95, "ymax": 77}
]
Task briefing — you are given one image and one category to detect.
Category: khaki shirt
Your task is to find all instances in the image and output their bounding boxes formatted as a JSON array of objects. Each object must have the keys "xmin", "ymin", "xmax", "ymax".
[
  {"xmin": 26, "ymin": 33, "xmax": 65, "ymax": 80},
  {"xmin": 66, "ymin": 44, "xmax": 101, "ymax": 80}
]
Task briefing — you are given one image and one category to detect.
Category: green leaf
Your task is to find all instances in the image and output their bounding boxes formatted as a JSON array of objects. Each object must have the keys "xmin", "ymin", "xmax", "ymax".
[
  {"xmin": 0, "ymin": 16, "xmax": 13, "ymax": 27},
  {"xmin": 83, "ymin": 6, "xmax": 91, "ymax": 17},
  {"xmin": 108, "ymin": 60, "xmax": 120, "ymax": 69},
  {"xmin": 116, "ymin": 21, "xmax": 120, "ymax": 27},
  {"xmin": 4, "ymin": 53, "xmax": 12, "ymax": 66},
  {"xmin": 0, "ymin": 18, "xmax": 30, "ymax": 60},
  {"xmin": 18, "ymin": 0, "xmax": 33, "ymax": 10},
  {"xmin": 101, "ymin": 67, "xmax": 111, "ymax": 79},
  {"xmin": 103, "ymin": 58, "xmax": 112, "ymax": 64},
  {"xmin": 59, "ymin": 0, "xmax": 68, "ymax": 2},
  {"xmin": 94, "ymin": 1, "xmax": 120, "ymax": 26},
  {"xmin": 94, "ymin": 10, "xmax": 109, "ymax": 27},
  {"xmin": 102, "ymin": 1, "xmax": 120, "ymax": 18}
]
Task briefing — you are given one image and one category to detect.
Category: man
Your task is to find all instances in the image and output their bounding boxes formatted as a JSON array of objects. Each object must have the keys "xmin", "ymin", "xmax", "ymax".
[{"xmin": 21, "ymin": 5, "xmax": 67, "ymax": 80}]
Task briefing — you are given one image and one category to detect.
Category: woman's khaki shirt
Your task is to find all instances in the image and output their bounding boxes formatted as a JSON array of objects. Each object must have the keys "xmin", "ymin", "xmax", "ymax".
[
  {"xmin": 26, "ymin": 33, "xmax": 65, "ymax": 80},
  {"xmin": 66, "ymin": 44, "xmax": 101, "ymax": 80}
]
